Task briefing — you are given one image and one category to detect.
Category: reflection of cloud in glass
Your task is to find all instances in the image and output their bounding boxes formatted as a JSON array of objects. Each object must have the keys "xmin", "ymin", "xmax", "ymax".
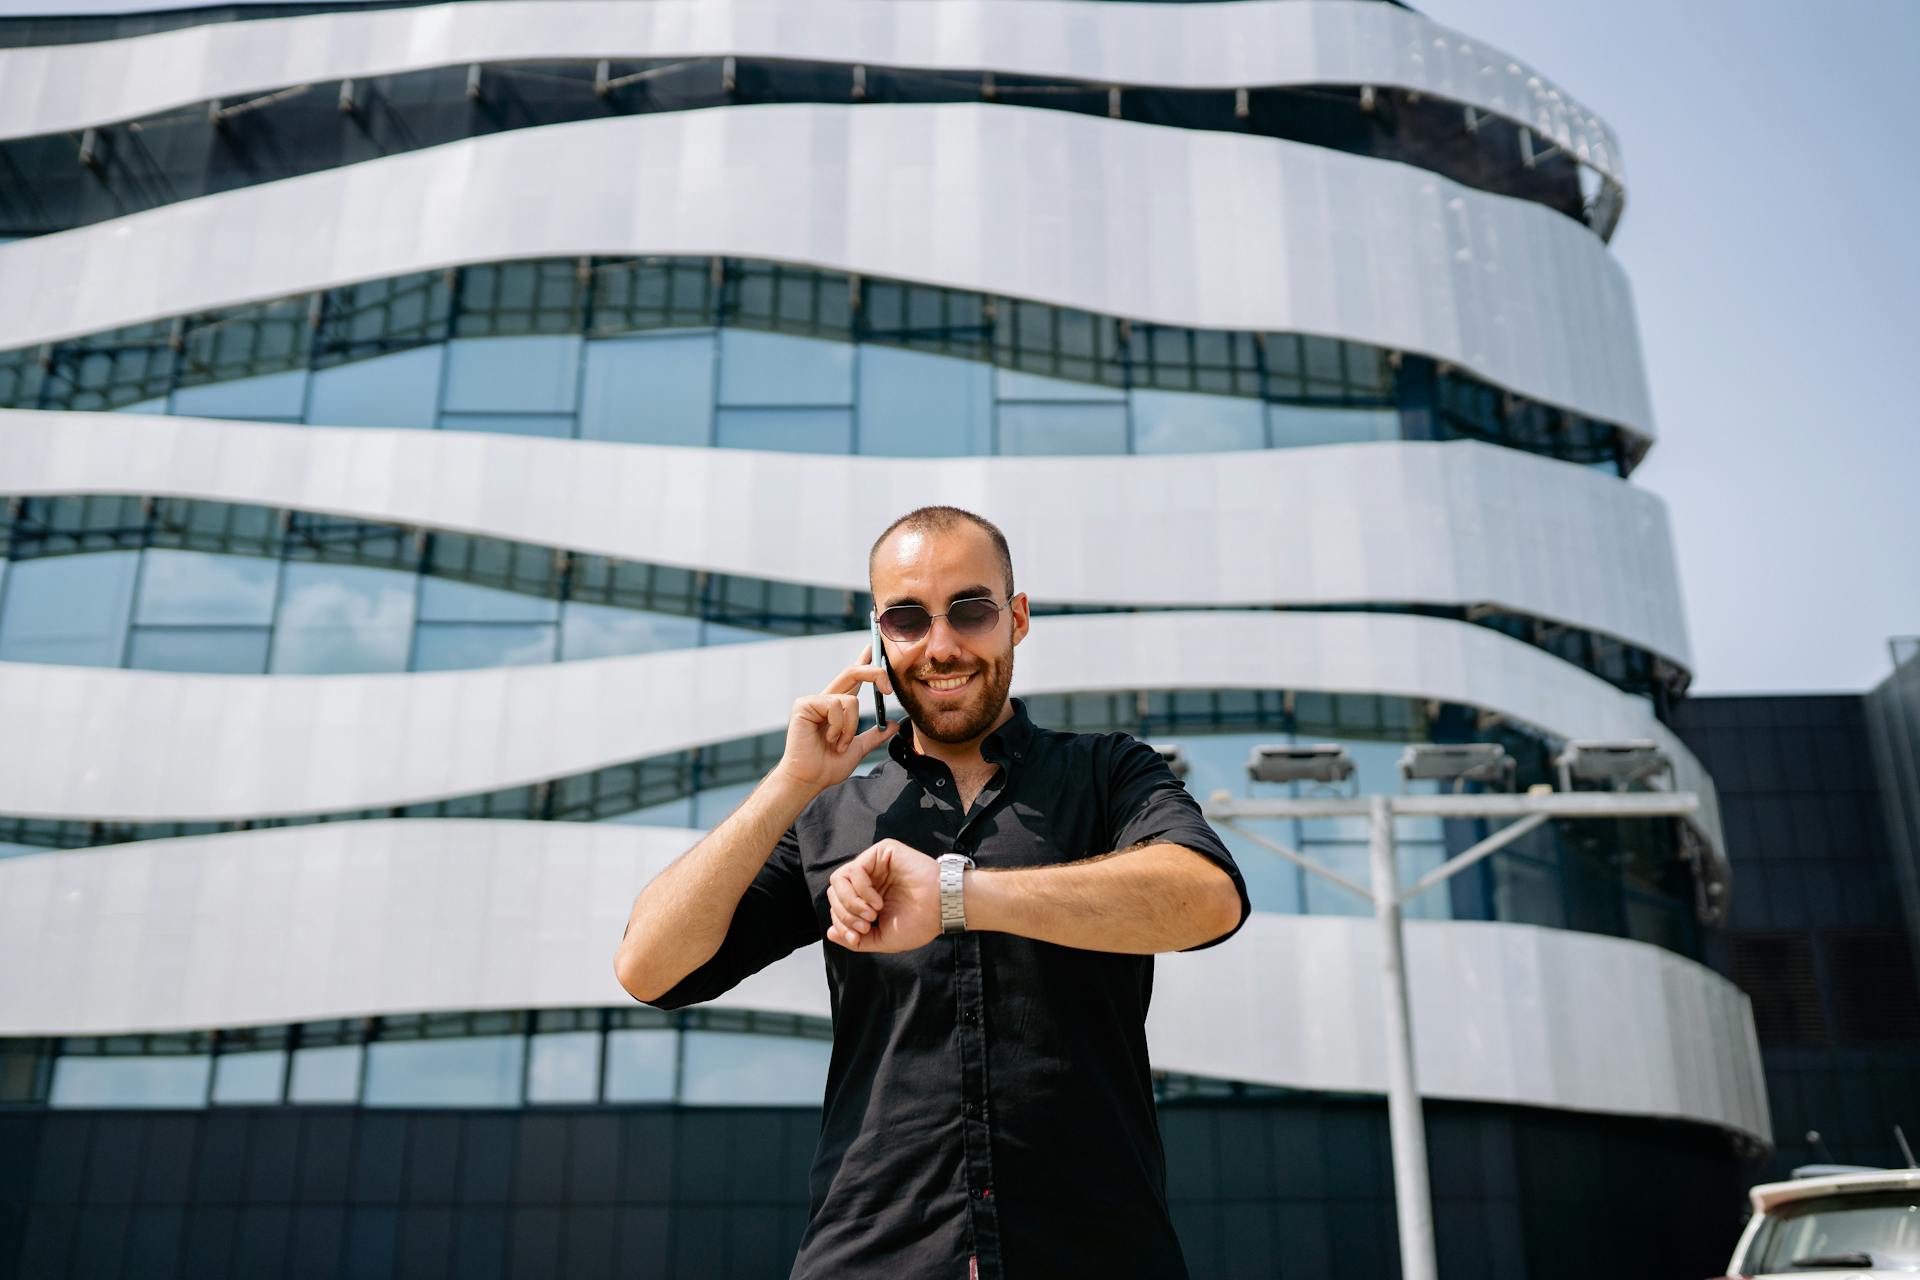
[
  {"xmin": 269, "ymin": 565, "xmax": 416, "ymax": 674},
  {"xmin": 364, "ymin": 1037, "xmax": 524, "ymax": 1107},
  {"xmin": 560, "ymin": 603, "xmax": 701, "ymax": 661},
  {"xmin": 1131, "ymin": 389, "xmax": 1264, "ymax": 454},
  {"xmin": 411, "ymin": 622, "xmax": 557, "ymax": 671},
  {"xmin": 603, "ymin": 1030, "xmax": 676, "ymax": 1102},
  {"xmin": 680, "ymin": 1031, "xmax": 829, "ymax": 1106},
  {"xmin": 135, "ymin": 549, "xmax": 279, "ymax": 625},
  {"xmin": 527, "ymin": 1031, "xmax": 600, "ymax": 1103}
]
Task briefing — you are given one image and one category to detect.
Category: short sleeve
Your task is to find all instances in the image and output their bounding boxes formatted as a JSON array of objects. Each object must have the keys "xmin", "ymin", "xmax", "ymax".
[
  {"xmin": 641, "ymin": 824, "xmax": 821, "ymax": 1010},
  {"xmin": 1105, "ymin": 734, "xmax": 1251, "ymax": 950}
]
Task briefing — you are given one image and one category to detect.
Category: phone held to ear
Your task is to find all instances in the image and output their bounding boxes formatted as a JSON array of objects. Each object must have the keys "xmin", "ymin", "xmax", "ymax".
[{"xmin": 869, "ymin": 613, "xmax": 889, "ymax": 728}]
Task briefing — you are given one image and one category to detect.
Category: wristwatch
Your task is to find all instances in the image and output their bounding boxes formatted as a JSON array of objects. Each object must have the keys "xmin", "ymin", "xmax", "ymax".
[{"xmin": 938, "ymin": 853, "xmax": 976, "ymax": 934}]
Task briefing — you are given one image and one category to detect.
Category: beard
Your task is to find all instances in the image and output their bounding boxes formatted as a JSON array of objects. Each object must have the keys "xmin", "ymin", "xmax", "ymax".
[{"xmin": 894, "ymin": 645, "xmax": 1016, "ymax": 745}]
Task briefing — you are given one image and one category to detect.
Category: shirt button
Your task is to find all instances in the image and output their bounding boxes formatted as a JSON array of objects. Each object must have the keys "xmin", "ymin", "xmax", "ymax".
[
  {"xmin": 964, "ymin": 1100, "xmax": 979, "ymax": 1117},
  {"xmin": 935, "ymin": 778, "xmax": 946, "ymax": 787}
]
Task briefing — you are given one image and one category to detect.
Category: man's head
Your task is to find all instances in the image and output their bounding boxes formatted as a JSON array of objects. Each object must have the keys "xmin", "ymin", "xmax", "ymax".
[{"xmin": 868, "ymin": 507, "xmax": 1029, "ymax": 746}]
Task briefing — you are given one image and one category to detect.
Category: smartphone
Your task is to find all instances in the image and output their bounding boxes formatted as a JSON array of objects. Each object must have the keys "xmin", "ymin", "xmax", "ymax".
[{"xmin": 868, "ymin": 613, "xmax": 889, "ymax": 728}]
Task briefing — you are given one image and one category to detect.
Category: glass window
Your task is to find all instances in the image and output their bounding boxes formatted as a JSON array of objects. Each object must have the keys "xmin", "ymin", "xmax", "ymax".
[
  {"xmin": 437, "ymin": 412, "xmax": 576, "ymax": 438},
  {"xmin": 134, "ymin": 549, "xmax": 279, "ymax": 625},
  {"xmin": 0, "ymin": 550, "xmax": 138, "ymax": 666},
  {"xmin": 411, "ymin": 622, "xmax": 557, "ymax": 671},
  {"xmin": 288, "ymin": 1044, "xmax": 362, "ymax": 1104},
  {"xmin": 680, "ymin": 1032, "xmax": 829, "ymax": 1106},
  {"xmin": 171, "ymin": 369, "xmax": 308, "ymax": 421},
  {"xmin": 269, "ymin": 562, "xmax": 416, "ymax": 674},
  {"xmin": 857, "ymin": 346, "xmax": 992, "ymax": 456},
  {"xmin": 996, "ymin": 403, "xmax": 1128, "ymax": 456},
  {"xmin": 211, "ymin": 1050, "xmax": 286, "ymax": 1104},
  {"xmin": 718, "ymin": 330, "xmax": 853, "ymax": 406},
  {"xmin": 1131, "ymin": 389, "xmax": 1265, "ymax": 454},
  {"xmin": 364, "ymin": 1035, "xmax": 525, "ymax": 1107},
  {"xmin": 691, "ymin": 780, "xmax": 756, "ymax": 828},
  {"xmin": 605, "ymin": 798, "xmax": 696, "ymax": 828},
  {"xmin": 115, "ymin": 396, "xmax": 169, "ymax": 415},
  {"xmin": 308, "ymin": 346, "xmax": 445, "ymax": 429},
  {"xmin": 442, "ymin": 335, "xmax": 581, "ymax": 413},
  {"xmin": 995, "ymin": 368, "xmax": 1125, "ymax": 402},
  {"xmin": 715, "ymin": 408, "xmax": 852, "ymax": 454},
  {"xmin": 49, "ymin": 1055, "xmax": 211, "ymax": 1108},
  {"xmin": 527, "ymin": 1031, "xmax": 600, "ymax": 1104},
  {"xmin": 127, "ymin": 626, "xmax": 271, "ymax": 674},
  {"xmin": 1492, "ymin": 852, "xmax": 1564, "ymax": 928},
  {"xmin": 560, "ymin": 603, "xmax": 702, "ymax": 661},
  {"xmin": 603, "ymin": 1029, "xmax": 676, "ymax": 1102},
  {"xmin": 418, "ymin": 578, "xmax": 558, "ymax": 624},
  {"xmin": 580, "ymin": 333, "xmax": 715, "ymax": 445},
  {"xmin": 1267, "ymin": 404, "xmax": 1400, "ymax": 448},
  {"xmin": 1299, "ymin": 843, "xmax": 1373, "ymax": 918},
  {"xmin": 1397, "ymin": 842, "xmax": 1451, "ymax": 921}
]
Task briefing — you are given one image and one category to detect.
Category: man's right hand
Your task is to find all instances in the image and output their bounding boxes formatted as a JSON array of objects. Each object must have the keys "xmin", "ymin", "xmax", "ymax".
[{"xmin": 774, "ymin": 644, "xmax": 902, "ymax": 794}]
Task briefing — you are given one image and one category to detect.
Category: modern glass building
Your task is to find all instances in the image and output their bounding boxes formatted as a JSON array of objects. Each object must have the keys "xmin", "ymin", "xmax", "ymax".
[{"xmin": 0, "ymin": 2, "xmax": 1770, "ymax": 1276}]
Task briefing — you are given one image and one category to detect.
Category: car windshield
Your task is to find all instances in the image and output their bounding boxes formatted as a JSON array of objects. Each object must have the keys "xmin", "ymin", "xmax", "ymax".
[{"xmin": 1750, "ymin": 1191, "xmax": 1920, "ymax": 1273}]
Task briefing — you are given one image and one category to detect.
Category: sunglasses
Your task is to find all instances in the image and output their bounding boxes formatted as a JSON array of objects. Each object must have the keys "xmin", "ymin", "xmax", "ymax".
[{"xmin": 873, "ymin": 596, "xmax": 1009, "ymax": 644}]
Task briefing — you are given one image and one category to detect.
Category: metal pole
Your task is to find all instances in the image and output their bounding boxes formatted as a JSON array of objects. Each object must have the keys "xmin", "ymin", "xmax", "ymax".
[{"xmin": 1371, "ymin": 795, "xmax": 1437, "ymax": 1280}]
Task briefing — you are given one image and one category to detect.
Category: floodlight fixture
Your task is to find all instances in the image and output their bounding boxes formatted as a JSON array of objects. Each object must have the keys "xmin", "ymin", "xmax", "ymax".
[
  {"xmin": 1150, "ymin": 743, "xmax": 1191, "ymax": 779},
  {"xmin": 1555, "ymin": 740, "xmax": 1671, "ymax": 792},
  {"xmin": 1246, "ymin": 743, "xmax": 1354, "ymax": 786},
  {"xmin": 1398, "ymin": 743, "xmax": 1515, "ymax": 791}
]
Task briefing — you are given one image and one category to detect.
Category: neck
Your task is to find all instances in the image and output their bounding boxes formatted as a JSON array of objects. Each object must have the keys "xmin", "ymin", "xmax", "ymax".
[{"xmin": 904, "ymin": 699, "xmax": 1015, "ymax": 772}]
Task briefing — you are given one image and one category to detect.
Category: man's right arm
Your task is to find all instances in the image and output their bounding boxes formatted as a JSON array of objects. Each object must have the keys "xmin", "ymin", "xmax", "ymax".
[{"xmin": 612, "ymin": 648, "xmax": 898, "ymax": 1004}]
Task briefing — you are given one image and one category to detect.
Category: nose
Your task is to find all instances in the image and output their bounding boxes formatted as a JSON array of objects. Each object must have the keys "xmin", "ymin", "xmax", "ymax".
[{"xmin": 923, "ymin": 614, "xmax": 968, "ymax": 664}]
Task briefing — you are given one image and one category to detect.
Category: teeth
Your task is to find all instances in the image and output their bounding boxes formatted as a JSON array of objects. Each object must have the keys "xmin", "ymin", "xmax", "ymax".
[{"xmin": 926, "ymin": 675, "xmax": 972, "ymax": 690}]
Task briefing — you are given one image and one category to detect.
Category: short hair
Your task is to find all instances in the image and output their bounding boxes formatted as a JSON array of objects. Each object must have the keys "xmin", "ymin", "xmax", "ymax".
[{"xmin": 868, "ymin": 506, "xmax": 1016, "ymax": 600}]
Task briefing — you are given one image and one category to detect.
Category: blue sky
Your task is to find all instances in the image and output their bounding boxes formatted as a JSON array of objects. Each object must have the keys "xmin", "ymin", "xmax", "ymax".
[
  {"xmin": 1424, "ymin": 0, "xmax": 1920, "ymax": 693},
  {"xmin": 12, "ymin": 0, "xmax": 1916, "ymax": 691}
]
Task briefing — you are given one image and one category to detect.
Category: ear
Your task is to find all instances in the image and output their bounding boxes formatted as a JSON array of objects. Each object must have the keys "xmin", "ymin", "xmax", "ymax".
[{"xmin": 1010, "ymin": 591, "xmax": 1031, "ymax": 647}]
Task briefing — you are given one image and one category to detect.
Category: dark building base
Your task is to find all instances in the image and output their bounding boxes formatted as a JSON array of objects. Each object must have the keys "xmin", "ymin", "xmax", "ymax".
[{"xmin": 0, "ymin": 1097, "xmax": 1755, "ymax": 1280}]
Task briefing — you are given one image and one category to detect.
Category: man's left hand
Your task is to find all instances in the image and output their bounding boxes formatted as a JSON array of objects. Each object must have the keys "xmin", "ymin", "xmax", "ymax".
[{"xmin": 827, "ymin": 839, "xmax": 941, "ymax": 952}]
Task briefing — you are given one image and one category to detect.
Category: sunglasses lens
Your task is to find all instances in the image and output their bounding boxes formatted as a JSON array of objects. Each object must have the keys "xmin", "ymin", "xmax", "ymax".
[
  {"xmin": 949, "ymin": 599, "xmax": 1000, "ymax": 633},
  {"xmin": 879, "ymin": 608, "xmax": 930, "ymax": 643}
]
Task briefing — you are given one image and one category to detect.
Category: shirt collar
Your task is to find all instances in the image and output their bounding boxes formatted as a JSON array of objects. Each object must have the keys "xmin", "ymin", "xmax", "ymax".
[{"xmin": 887, "ymin": 696, "xmax": 1036, "ymax": 769}]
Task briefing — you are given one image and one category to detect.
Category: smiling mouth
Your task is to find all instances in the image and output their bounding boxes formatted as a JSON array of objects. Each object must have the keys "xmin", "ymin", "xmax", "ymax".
[{"xmin": 920, "ymin": 672, "xmax": 977, "ymax": 697}]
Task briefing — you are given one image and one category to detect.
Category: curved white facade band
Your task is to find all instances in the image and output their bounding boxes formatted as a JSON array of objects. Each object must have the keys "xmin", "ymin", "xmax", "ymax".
[
  {"xmin": 0, "ymin": 0, "xmax": 1624, "ymax": 193},
  {"xmin": 0, "ymin": 609, "xmax": 1724, "ymax": 859},
  {"xmin": 0, "ymin": 105, "xmax": 1657, "ymax": 443},
  {"xmin": 0, "ymin": 821, "xmax": 1764, "ymax": 1143},
  {"xmin": 0, "ymin": 413, "xmax": 1692, "ymax": 670}
]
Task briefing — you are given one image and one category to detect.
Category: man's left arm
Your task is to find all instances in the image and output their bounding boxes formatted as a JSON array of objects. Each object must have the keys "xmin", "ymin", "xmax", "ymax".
[{"xmin": 825, "ymin": 737, "xmax": 1251, "ymax": 955}]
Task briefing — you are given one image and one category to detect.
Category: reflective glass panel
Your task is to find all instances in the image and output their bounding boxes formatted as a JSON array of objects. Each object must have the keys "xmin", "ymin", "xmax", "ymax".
[
  {"xmin": 995, "ymin": 368, "xmax": 1125, "ymax": 402},
  {"xmin": 127, "ymin": 626, "xmax": 271, "ymax": 674},
  {"xmin": 418, "ymin": 578, "xmax": 558, "ymax": 624},
  {"xmin": 718, "ymin": 330, "xmax": 853, "ymax": 406},
  {"xmin": 1397, "ymin": 842, "xmax": 1451, "ymax": 921},
  {"xmin": 211, "ymin": 1049, "xmax": 286, "ymax": 1104},
  {"xmin": 172, "ymin": 369, "xmax": 308, "ymax": 421},
  {"xmin": 0, "ymin": 550, "xmax": 138, "ymax": 666},
  {"xmin": 49, "ymin": 1055, "xmax": 211, "ymax": 1108},
  {"xmin": 580, "ymin": 333, "xmax": 715, "ymax": 446},
  {"xmin": 288, "ymin": 1044, "xmax": 362, "ymax": 1103},
  {"xmin": 680, "ymin": 1032, "xmax": 829, "ymax": 1106},
  {"xmin": 1300, "ymin": 843, "xmax": 1373, "ymax": 918},
  {"xmin": 116, "ymin": 397, "xmax": 168, "ymax": 415},
  {"xmin": 715, "ymin": 408, "xmax": 853, "ymax": 455},
  {"xmin": 364, "ymin": 1035, "xmax": 525, "ymax": 1107},
  {"xmin": 603, "ymin": 1029, "xmax": 676, "ymax": 1102},
  {"xmin": 308, "ymin": 346, "xmax": 445, "ymax": 429},
  {"xmin": 134, "ymin": 549, "xmax": 279, "ymax": 625},
  {"xmin": 1131, "ymin": 389, "xmax": 1265, "ymax": 454},
  {"xmin": 527, "ymin": 1031, "xmax": 600, "ymax": 1104},
  {"xmin": 442, "ymin": 335, "xmax": 581, "ymax": 413},
  {"xmin": 691, "ymin": 780, "xmax": 756, "ymax": 828},
  {"xmin": 1267, "ymin": 404, "xmax": 1400, "ymax": 448},
  {"xmin": 269, "ymin": 562, "xmax": 415, "ymax": 674},
  {"xmin": 437, "ymin": 412, "xmax": 575, "ymax": 438},
  {"xmin": 996, "ymin": 403, "xmax": 1129, "ymax": 456},
  {"xmin": 857, "ymin": 346, "xmax": 992, "ymax": 456},
  {"xmin": 1492, "ymin": 852, "xmax": 1564, "ymax": 928},
  {"xmin": 605, "ymin": 798, "xmax": 696, "ymax": 828},
  {"xmin": 411, "ymin": 622, "xmax": 556, "ymax": 671},
  {"xmin": 560, "ymin": 603, "xmax": 702, "ymax": 662}
]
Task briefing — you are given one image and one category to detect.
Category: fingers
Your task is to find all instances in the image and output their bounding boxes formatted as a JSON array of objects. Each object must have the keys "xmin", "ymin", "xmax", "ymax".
[
  {"xmin": 828, "ymin": 857, "xmax": 882, "ymax": 950},
  {"xmin": 824, "ymin": 660, "xmax": 892, "ymax": 697},
  {"xmin": 840, "ymin": 854, "xmax": 886, "ymax": 914},
  {"xmin": 846, "ymin": 719, "xmax": 900, "ymax": 758}
]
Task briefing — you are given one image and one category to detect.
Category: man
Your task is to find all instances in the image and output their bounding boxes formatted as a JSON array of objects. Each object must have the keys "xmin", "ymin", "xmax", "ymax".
[{"xmin": 613, "ymin": 506, "xmax": 1250, "ymax": 1279}]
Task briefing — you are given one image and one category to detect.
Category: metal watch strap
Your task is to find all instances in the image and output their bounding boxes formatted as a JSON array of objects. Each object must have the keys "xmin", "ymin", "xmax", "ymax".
[{"xmin": 938, "ymin": 854, "xmax": 976, "ymax": 934}]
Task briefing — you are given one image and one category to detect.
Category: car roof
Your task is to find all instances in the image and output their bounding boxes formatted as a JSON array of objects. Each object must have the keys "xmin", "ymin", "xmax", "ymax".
[{"xmin": 1751, "ymin": 1168, "xmax": 1920, "ymax": 1214}]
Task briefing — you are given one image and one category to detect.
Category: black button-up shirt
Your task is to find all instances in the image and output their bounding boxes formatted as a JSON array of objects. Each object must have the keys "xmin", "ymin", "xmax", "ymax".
[{"xmin": 649, "ymin": 698, "xmax": 1251, "ymax": 1279}]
